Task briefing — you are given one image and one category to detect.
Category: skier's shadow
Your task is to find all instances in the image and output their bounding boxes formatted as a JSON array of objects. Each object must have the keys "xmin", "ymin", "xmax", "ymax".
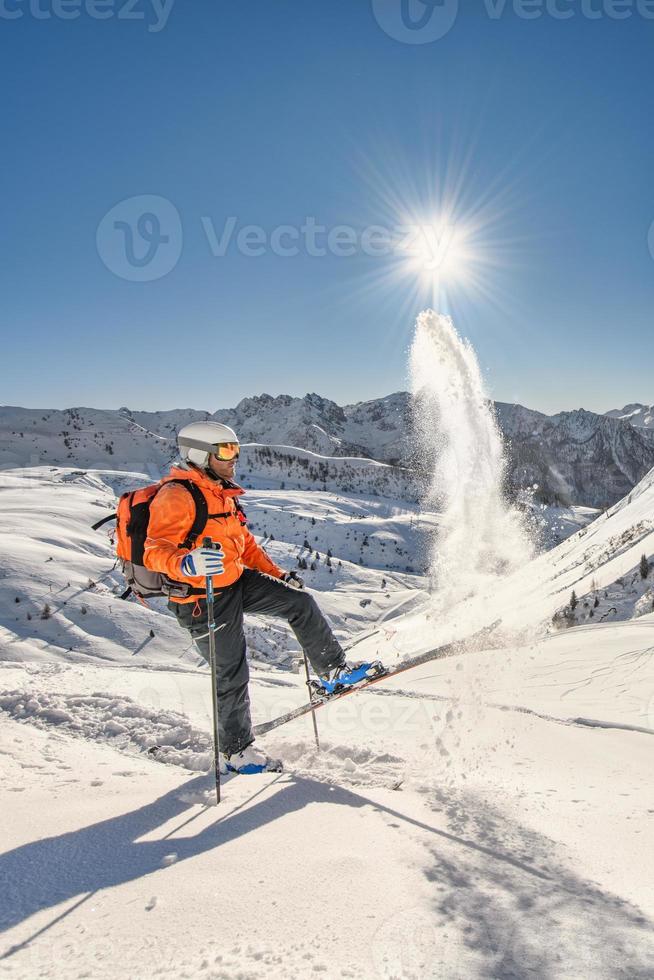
[
  {"xmin": 0, "ymin": 772, "xmax": 368, "ymax": 955},
  {"xmin": 3, "ymin": 770, "xmax": 654, "ymax": 977}
]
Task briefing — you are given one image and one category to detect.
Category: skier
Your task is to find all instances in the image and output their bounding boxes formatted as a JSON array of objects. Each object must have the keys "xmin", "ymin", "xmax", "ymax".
[{"xmin": 144, "ymin": 421, "xmax": 377, "ymax": 774}]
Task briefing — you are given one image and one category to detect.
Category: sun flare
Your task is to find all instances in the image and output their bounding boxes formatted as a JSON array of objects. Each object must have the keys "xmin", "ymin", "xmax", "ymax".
[
  {"xmin": 351, "ymin": 139, "xmax": 523, "ymax": 323},
  {"xmin": 394, "ymin": 218, "xmax": 474, "ymax": 289}
]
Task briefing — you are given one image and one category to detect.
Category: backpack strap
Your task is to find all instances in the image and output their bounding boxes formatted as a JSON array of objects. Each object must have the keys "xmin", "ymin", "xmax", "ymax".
[{"xmin": 167, "ymin": 479, "xmax": 209, "ymax": 550}]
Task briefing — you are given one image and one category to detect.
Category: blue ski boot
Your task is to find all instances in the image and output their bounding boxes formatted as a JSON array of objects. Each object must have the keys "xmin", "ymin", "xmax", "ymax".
[
  {"xmin": 220, "ymin": 744, "xmax": 283, "ymax": 775},
  {"xmin": 316, "ymin": 660, "xmax": 385, "ymax": 696}
]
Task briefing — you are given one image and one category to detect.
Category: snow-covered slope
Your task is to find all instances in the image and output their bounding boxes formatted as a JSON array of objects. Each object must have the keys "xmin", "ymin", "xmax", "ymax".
[
  {"xmin": 533, "ymin": 461, "xmax": 654, "ymax": 624},
  {"xmin": 0, "ymin": 406, "xmax": 179, "ymax": 472},
  {"xmin": 527, "ymin": 502, "xmax": 601, "ymax": 548},
  {"xmin": 238, "ymin": 444, "xmax": 419, "ymax": 501},
  {"xmin": 552, "ymin": 554, "xmax": 654, "ymax": 627},
  {"xmin": 0, "ymin": 466, "xmax": 429, "ymax": 673}
]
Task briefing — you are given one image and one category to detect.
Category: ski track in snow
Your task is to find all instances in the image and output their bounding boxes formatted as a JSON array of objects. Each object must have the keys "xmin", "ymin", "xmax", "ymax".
[
  {"xmin": 0, "ymin": 689, "xmax": 215, "ymax": 773},
  {"xmin": 0, "ymin": 684, "xmax": 410, "ymax": 791},
  {"xmin": 368, "ymin": 684, "xmax": 654, "ymax": 737}
]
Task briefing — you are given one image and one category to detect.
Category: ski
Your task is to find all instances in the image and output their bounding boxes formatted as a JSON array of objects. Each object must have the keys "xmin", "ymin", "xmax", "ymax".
[{"xmin": 252, "ymin": 619, "xmax": 501, "ymax": 737}]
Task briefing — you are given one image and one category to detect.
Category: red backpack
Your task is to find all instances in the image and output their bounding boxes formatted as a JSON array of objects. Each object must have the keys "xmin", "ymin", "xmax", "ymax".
[{"xmin": 93, "ymin": 479, "xmax": 208, "ymax": 599}]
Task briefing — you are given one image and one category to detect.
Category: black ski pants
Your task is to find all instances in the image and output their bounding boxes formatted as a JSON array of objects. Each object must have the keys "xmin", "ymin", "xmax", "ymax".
[{"xmin": 168, "ymin": 568, "xmax": 344, "ymax": 756}]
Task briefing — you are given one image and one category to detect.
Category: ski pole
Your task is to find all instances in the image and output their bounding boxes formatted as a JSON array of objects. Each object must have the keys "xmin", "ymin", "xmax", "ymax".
[
  {"xmin": 302, "ymin": 650, "xmax": 321, "ymax": 752},
  {"xmin": 203, "ymin": 536, "xmax": 222, "ymax": 805}
]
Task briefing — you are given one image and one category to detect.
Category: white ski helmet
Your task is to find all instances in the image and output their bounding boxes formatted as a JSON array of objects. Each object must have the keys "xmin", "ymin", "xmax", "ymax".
[{"xmin": 177, "ymin": 421, "xmax": 240, "ymax": 468}]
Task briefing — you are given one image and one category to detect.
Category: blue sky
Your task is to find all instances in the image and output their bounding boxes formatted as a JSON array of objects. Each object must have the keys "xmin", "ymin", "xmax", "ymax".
[{"xmin": 1, "ymin": 0, "xmax": 653, "ymax": 415}]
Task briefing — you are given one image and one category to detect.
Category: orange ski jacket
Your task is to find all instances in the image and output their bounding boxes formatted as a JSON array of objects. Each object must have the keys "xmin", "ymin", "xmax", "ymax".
[{"xmin": 144, "ymin": 465, "xmax": 284, "ymax": 602}]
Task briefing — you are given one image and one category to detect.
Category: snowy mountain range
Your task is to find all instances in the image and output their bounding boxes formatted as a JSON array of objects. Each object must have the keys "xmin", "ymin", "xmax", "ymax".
[
  {"xmin": 496, "ymin": 403, "xmax": 654, "ymax": 507},
  {"xmin": 2, "ymin": 394, "xmax": 654, "ymax": 508}
]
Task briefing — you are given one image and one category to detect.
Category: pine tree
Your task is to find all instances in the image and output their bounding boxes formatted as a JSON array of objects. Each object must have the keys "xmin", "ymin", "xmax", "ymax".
[
  {"xmin": 41, "ymin": 603, "xmax": 52, "ymax": 620},
  {"xmin": 570, "ymin": 590, "xmax": 578, "ymax": 611},
  {"xmin": 640, "ymin": 554, "xmax": 650, "ymax": 580}
]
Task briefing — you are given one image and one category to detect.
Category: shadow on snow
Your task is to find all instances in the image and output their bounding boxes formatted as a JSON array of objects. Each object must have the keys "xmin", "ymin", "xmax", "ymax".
[{"xmin": 0, "ymin": 773, "xmax": 653, "ymax": 978}]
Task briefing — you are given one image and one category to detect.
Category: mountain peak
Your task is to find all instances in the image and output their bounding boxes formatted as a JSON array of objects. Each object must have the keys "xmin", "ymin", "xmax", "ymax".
[{"xmin": 605, "ymin": 403, "xmax": 654, "ymax": 429}]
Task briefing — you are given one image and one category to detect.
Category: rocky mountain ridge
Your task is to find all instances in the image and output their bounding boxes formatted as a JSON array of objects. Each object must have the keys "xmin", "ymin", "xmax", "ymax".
[
  {"xmin": 605, "ymin": 402, "xmax": 654, "ymax": 430},
  {"xmin": 2, "ymin": 393, "xmax": 653, "ymax": 508}
]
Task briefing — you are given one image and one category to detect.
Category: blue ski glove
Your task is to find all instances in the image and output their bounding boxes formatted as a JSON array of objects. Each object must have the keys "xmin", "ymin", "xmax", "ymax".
[
  {"xmin": 283, "ymin": 570, "xmax": 304, "ymax": 590},
  {"xmin": 181, "ymin": 545, "xmax": 225, "ymax": 578}
]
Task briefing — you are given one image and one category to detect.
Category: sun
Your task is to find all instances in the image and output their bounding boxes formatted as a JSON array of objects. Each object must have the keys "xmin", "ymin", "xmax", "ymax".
[
  {"xmin": 348, "ymin": 137, "xmax": 523, "ymax": 324},
  {"xmin": 394, "ymin": 217, "xmax": 474, "ymax": 289}
]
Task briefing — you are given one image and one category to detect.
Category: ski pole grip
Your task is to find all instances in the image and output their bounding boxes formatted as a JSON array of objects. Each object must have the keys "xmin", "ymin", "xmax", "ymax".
[{"xmin": 203, "ymin": 536, "xmax": 213, "ymax": 549}]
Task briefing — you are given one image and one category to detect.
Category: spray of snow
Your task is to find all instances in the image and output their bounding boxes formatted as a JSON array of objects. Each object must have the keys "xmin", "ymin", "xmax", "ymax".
[
  {"xmin": 408, "ymin": 311, "xmax": 537, "ymax": 781},
  {"xmin": 410, "ymin": 310, "xmax": 534, "ymax": 625}
]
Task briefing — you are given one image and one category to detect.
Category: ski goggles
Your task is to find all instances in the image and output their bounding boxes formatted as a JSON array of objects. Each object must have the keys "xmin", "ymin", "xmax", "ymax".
[
  {"xmin": 212, "ymin": 442, "xmax": 240, "ymax": 461},
  {"xmin": 178, "ymin": 435, "xmax": 241, "ymax": 460}
]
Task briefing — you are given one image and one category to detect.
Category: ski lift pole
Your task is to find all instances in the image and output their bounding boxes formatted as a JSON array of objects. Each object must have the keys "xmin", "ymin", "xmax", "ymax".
[
  {"xmin": 302, "ymin": 650, "xmax": 321, "ymax": 752},
  {"xmin": 203, "ymin": 536, "xmax": 222, "ymax": 804}
]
